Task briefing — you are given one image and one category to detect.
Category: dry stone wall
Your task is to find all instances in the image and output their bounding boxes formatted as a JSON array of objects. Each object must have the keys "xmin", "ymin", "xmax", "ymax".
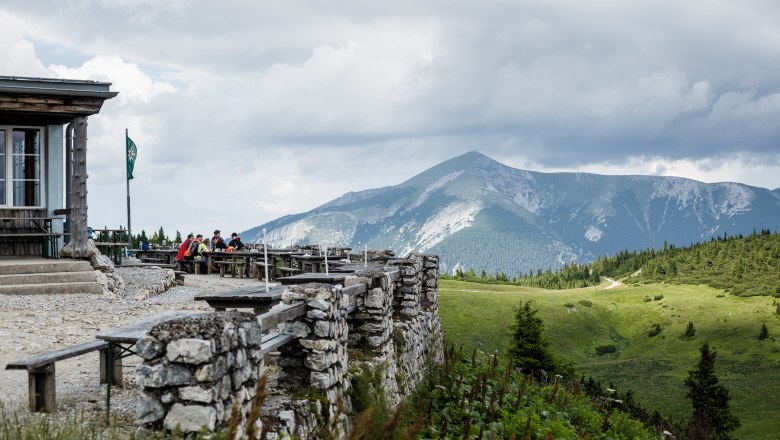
[
  {"xmin": 133, "ymin": 254, "xmax": 444, "ymax": 438},
  {"xmin": 135, "ymin": 312, "xmax": 264, "ymax": 436}
]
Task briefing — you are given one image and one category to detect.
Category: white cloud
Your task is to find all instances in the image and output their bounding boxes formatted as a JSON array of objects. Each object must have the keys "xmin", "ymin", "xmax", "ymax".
[{"xmin": 0, "ymin": 0, "xmax": 779, "ymax": 238}]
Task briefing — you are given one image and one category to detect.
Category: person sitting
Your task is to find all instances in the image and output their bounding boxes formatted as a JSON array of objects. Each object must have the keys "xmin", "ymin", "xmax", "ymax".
[
  {"xmin": 212, "ymin": 230, "xmax": 227, "ymax": 251},
  {"xmin": 176, "ymin": 234, "xmax": 194, "ymax": 262},
  {"xmin": 194, "ymin": 237, "xmax": 210, "ymax": 273},
  {"xmin": 228, "ymin": 233, "xmax": 246, "ymax": 251}
]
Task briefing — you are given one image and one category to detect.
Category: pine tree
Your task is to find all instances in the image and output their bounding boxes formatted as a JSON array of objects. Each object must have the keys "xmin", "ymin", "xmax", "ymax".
[
  {"xmin": 685, "ymin": 321, "xmax": 696, "ymax": 337},
  {"xmin": 509, "ymin": 301, "xmax": 557, "ymax": 376},
  {"xmin": 175, "ymin": 230, "xmax": 182, "ymax": 244},
  {"xmin": 684, "ymin": 342, "xmax": 740, "ymax": 439},
  {"xmin": 758, "ymin": 323, "xmax": 769, "ymax": 340}
]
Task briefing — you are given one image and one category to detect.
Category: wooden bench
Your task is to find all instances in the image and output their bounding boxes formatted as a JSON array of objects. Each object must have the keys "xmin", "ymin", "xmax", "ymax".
[
  {"xmin": 173, "ymin": 270, "xmax": 186, "ymax": 285},
  {"xmin": 215, "ymin": 260, "xmax": 245, "ymax": 278},
  {"xmin": 253, "ymin": 261, "xmax": 273, "ymax": 280},
  {"xmin": 276, "ymin": 267, "xmax": 302, "ymax": 278},
  {"xmin": 4, "ymin": 340, "xmax": 121, "ymax": 412}
]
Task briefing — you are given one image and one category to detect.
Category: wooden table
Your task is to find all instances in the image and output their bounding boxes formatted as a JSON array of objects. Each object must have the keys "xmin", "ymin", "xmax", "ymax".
[
  {"xmin": 133, "ymin": 249, "xmax": 178, "ymax": 266},
  {"xmin": 278, "ymin": 272, "xmax": 349, "ymax": 285},
  {"xmin": 291, "ymin": 254, "xmax": 335, "ymax": 274},
  {"xmin": 206, "ymin": 250, "xmax": 268, "ymax": 276},
  {"xmin": 194, "ymin": 285, "xmax": 283, "ymax": 313},
  {"xmin": 92, "ymin": 228, "xmax": 128, "ymax": 265},
  {"xmin": 95, "ymin": 310, "xmax": 200, "ymax": 418}
]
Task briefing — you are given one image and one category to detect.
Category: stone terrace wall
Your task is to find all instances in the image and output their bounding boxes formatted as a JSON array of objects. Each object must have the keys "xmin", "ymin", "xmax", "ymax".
[
  {"xmin": 387, "ymin": 254, "xmax": 444, "ymax": 397},
  {"xmin": 134, "ymin": 254, "xmax": 444, "ymax": 438},
  {"xmin": 135, "ymin": 312, "xmax": 264, "ymax": 436}
]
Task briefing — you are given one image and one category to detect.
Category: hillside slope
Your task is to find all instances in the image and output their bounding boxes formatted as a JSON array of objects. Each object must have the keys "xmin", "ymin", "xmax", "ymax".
[{"xmin": 243, "ymin": 152, "xmax": 780, "ymax": 274}]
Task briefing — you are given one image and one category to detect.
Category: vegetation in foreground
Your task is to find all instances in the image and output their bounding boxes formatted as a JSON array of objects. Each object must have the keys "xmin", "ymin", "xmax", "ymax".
[
  {"xmin": 438, "ymin": 279, "xmax": 780, "ymax": 439},
  {"xmin": 445, "ymin": 230, "xmax": 780, "ymax": 296}
]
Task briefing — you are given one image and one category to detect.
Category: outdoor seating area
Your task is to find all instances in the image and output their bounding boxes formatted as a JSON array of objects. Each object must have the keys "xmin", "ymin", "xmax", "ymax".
[
  {"xmin": 3, "ymin": 245, "xmax": 404, "ymax": 415},
  {"xmin": 128, "ymin": 244, "xmax": 364, "ymax": 282}
]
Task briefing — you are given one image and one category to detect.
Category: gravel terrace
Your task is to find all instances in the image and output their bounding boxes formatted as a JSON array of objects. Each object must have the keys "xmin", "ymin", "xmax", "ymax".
[{"xmin": 0, "ymin": 267, "xmax": 264, "ymax": 422}]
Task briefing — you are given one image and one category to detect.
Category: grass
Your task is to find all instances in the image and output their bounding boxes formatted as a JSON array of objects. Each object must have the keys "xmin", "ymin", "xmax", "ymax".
[{"xmin": 439, "ymin": 279, "xmax": 780, "ymax": 439}]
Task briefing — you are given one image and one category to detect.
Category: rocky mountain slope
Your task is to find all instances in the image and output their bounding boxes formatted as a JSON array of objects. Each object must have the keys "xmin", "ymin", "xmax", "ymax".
[{"xmin": 243, "ymin": 152, "xmax": 780, "ymax": 275}]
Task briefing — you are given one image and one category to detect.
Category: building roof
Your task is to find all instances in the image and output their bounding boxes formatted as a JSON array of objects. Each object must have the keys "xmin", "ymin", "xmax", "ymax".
[{"xmin": 0, "ymin": 76, "xmax": 118, "ymax": 125}]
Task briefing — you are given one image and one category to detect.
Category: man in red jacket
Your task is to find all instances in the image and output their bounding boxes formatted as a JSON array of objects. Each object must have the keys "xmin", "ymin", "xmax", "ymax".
[{"xmin": 176, "ymin": 233, "xmax": 194, "ymax": 261}]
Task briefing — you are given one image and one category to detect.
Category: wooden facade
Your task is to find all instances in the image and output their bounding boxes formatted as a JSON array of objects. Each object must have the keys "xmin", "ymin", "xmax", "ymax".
[{"xmin": 0, "ymin": 77, "xmax": 117, "ymax": 258}]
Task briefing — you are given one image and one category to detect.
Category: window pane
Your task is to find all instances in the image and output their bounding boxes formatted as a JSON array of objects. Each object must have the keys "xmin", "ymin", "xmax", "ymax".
[
  {"xmin": 12, "ymin": 129, "xmax": 40, "ymax": 155},
  {"xmin": 11, "ymin": 128, "xmax": 41, "ymax": 207},
  {"xmin": 0, "ymin": 179, "xmax": 5, "ymax": 205},
  {"xmin": 13, "ymin": 180, "xmax": 40, "ymax": 207},
  {"xmin": 12, "ymin": 155, "xmax": 39, "ymax": 180}
]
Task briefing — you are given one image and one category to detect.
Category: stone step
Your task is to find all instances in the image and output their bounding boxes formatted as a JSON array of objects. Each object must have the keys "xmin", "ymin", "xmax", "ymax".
[
  {"xmin": 0, "ymin": 260, "xmax": 94, "ymax": 275},
  {"xmin": 0, "ymin": 271, "xmax": 97, "ymax": 286},
  {"xmin": 0, "ymin": 282, "xmax": 104, "ymax": 295}
]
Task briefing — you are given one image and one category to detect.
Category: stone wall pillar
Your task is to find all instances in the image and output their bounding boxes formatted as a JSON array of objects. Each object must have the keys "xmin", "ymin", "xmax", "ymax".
[
  {"xmin": 278, "ymin": 283, "xmax": 350, "ymax": 430},
  {"xmin": 135, "ymin": 312, "xmax": 264, "ymax": 436}
]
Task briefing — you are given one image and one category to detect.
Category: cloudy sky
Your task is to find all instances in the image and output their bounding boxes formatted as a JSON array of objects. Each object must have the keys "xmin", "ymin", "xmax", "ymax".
[{"xmin": 2, "ymin": 0, "xmax": 779, "ymax": 238}]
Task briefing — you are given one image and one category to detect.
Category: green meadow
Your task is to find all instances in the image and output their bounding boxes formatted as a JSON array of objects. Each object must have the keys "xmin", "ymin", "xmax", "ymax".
[{"xmin": 438, "ymin": 279, "xmax": 780, "ymax": 439}]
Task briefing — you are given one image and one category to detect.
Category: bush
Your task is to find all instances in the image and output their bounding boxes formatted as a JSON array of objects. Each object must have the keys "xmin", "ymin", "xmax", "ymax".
[
  {"xmin": 564, "ymin": 302, "xmax": 575, "ymax": 308},
  {"xmin": 578, "ymin": 300, "xmax": 593, "ymax": 307},
  {"xmin": 648, "ymin": 324, "xmax": 662, "ymax": 337},
  {"xmin": 595, "ymin": 344, "xmax": 618, "ymax": 355},
  {"xmin": 653, "ymin": 295, "xmax": 664, "ymax": 301},
  {"xmin": 643, "ymin": 296, "xmax": 652, "ymax": 302}
]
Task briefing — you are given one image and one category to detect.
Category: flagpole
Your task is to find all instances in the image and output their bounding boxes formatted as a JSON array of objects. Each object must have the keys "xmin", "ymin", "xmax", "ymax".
[{"xmin": 125, "ymin": 129, "xmax": 132, "ymax": 250}]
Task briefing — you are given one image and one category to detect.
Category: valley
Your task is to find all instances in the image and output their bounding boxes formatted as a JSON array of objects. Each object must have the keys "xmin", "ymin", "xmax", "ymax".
[{"xmin": 439, "ymin": 279, "xmax": 780, "ymax": 438}]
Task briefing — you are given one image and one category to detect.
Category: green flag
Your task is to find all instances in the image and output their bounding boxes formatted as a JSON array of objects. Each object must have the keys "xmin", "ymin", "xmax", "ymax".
[{"xmin": 126, "ymin": 134, "xmax": 137, "ymax": 180}]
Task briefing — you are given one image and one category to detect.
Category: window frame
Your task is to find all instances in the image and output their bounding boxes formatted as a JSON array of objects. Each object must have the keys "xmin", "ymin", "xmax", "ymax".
[{"xmin": 0, "ymin": 125, "xmax": 46, "ymax": 209}]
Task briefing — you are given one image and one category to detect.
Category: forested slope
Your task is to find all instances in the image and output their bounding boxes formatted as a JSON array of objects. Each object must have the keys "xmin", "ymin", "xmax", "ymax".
[{"xmin": 447, "ymin": 230, "xmax": 780, "ymax": 296}]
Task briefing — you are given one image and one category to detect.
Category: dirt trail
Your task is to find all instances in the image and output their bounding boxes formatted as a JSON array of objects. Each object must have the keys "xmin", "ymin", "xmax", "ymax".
[{"xmin": 604, "ymin": 277, "xmax": 621, "ymax": 289}]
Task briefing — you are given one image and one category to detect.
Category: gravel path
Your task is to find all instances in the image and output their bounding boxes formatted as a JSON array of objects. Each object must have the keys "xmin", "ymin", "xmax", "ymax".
[{"xmin": 0, "ymin": 268, "xmax": 266, "ymax": 421}]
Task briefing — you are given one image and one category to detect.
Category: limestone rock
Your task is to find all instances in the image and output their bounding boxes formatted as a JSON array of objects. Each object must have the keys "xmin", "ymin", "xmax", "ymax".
[
  {"xmin": 136, "ymin": 336, "xmax": 163, "ymax": 360},
  {"xmin": 166, "ymin": 338, "xmax": 213, "ymax": 364},
  {"xmin": 179, "ymin": 386, "xmax": 216, "ymax": 403},
  {"xmin": 163, "ymin": 403, "xmax": 217, "ymax": 433},
  {"xmin": 136, "ymin": 364, "xmax": 192, "ymax": 388},
  {"xmin": 137, "ymin": 391, "xmax": 165, "ymax": 423}
]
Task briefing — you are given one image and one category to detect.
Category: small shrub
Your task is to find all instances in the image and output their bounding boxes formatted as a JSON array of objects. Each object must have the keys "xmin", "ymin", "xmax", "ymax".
[
  {"xmin": 775, "ymin": 304, "xmax": 780, "ymax": 316},
  {"xmin": 595, "ymin": 344, "xmax": 617, "ymax": 355},
  {"xmin": 643, "ymin": 296, "xmax": 652, "ymax": 302},
  {"xmin": 716, "ymin": 294, "xmax": 726, "ymax": 298},
  {"xmin": 653, "ymin": 294, "xmax": 664, "ymax": 301},
  {"xmin": 564, "ymin": 302, "xmax": 575, "ymax": 308},
  {"xmin": 578, "ymin": 300, "xmax": 593, "ymax": 307},
  {"xmin": 648, "ymin": 324, "xmax": 662, "ymax": 337}
]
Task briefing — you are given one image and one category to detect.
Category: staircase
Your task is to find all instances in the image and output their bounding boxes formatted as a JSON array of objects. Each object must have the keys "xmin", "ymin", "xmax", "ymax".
[{"xmin": 0, "ymin": 259, "xmax": 103, "ymax": 295}]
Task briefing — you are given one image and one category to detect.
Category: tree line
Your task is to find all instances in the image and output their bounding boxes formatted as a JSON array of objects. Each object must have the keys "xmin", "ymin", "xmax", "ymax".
[{"xmin": 444, "ymin": 229, "xmax": 780, "ymax": 296}]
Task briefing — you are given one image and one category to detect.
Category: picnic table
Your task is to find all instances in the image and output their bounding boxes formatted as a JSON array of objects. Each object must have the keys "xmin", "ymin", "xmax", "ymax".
[
  {"xmin": 95, "ymin": 310, "xmax": 200, "ymax": 417},
  {"xmin": 291, "ymin": 254, "xmax": 335, "ymax": 274},
  {"xmin": 91, "ymin": 228, "xmax": 128, "ymax": 265},
  {"xmin": 205, "ymin": 250, "xmax": 264, "ymax": 277},
  {"xmin": 278, "ymin": 272, "xmax": 349, "ymax": 285},
  {"xmin": 193, "ymin": 285, "xmax": 284, "ymax": 313},
  {"xmin": 133, "ymin": 249, "xmax": 178, "ymax": 266}
]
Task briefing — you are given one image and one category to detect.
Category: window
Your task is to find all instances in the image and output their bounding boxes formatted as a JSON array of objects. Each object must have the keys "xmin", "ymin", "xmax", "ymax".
[{"xmin": 0, "ymin": 127, "xmax": 44, "ymax": 207}]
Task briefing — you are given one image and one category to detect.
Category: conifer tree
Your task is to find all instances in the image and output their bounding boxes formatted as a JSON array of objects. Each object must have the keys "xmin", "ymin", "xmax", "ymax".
[
  {"xmin": 684, "ymin": 321, "xmax": 696, "ymax": 337},
  {"xmin": 684, "ymin": 342, "xmax": 739, "ymax": 439},
  {"xmin": 758, "ymin": 323, "xmax": 769, "ymax": 340},
  {"xmin": 509, "ymin": 300, "xmax": 557, "ymax": 375}
]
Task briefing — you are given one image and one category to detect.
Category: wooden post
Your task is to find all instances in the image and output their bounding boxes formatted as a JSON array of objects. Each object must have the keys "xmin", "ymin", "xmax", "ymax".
[
  {"xmin": 99, "ymin": 347, "xmax": 123, "ymax": 386},
  {"xmin": 69, "ymin": 117, "xmax": 89, "ymax": 257},
  {"xmin": 28, "ymin": 363, "xmax": 56, "ymax": 412}
]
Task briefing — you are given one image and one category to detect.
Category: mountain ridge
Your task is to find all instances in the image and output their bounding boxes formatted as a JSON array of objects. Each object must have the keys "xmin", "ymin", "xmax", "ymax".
[{"xmin": 243, "ymin": 152, "xmax": 780, "ymax": 274}]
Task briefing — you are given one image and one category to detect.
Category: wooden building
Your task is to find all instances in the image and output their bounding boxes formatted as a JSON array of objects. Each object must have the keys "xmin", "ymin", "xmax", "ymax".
[{"xmin": 0, "ymin": 76, "xmax": 117, "ymax": 258}]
